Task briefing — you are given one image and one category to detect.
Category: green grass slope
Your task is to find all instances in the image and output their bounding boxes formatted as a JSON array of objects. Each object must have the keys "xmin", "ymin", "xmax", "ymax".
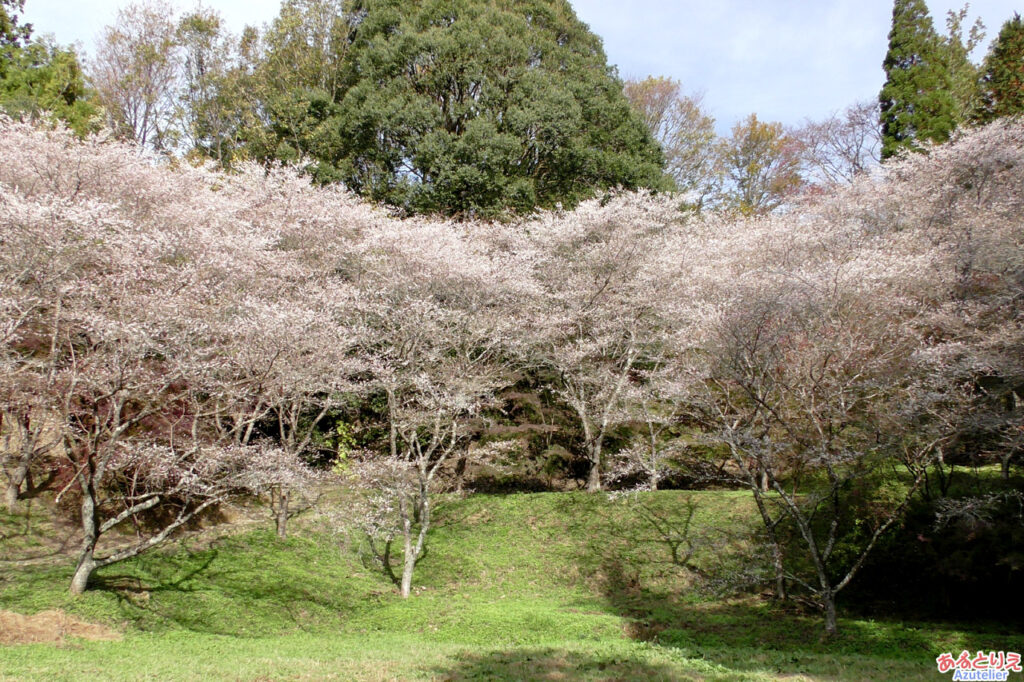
[{"xmin": 1, "ymin": 491, "xmax": 1019, "ymax": 680}]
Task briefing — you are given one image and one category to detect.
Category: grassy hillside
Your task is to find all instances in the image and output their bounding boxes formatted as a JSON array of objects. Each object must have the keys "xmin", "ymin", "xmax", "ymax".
[{"xmin": 0, "ymin": 490, "xmax": 1019, "ymax": 680}]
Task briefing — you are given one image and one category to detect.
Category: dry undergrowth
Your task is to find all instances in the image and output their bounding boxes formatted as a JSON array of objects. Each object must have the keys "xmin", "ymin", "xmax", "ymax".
[{"xmin": 0, "ymin": 609, "xmax": 121, "ymax": 645}]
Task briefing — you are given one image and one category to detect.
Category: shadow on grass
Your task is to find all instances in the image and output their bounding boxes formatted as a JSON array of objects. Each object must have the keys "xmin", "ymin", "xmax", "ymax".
[
  {"xmin": 87, "ymin": 531, "xmax": 371, "ymax": 636},
  {"xmin": 555, "ymin": 491, "xmax": 1024, "ymax": 680},
  {"xmin": 91, "ymin": 549, "xmax": 219, "ymax": 602},
  {"xmin": 433, "ymin": 647, "xmax": 685, "ymax": 681}
]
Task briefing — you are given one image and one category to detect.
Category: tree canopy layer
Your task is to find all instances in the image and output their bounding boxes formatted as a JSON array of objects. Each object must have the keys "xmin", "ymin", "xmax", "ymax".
[
  {"xmin": 879, "ymin": 0, "xmax": 956, "ymax": 159},
  {"xmin": 254, "ymin": 0, "xmax": 667, "ymax": 217},
  {"xmin": 0, "ymin": 38, "xmax": 96, "ymax": 136},
  {"xmin": 975, "ymin": 13, "xmax": 1024, "ymax": 123},
  {"xmin": 0, "ymin": 0, "xmax": 96, "ymax": 136}
]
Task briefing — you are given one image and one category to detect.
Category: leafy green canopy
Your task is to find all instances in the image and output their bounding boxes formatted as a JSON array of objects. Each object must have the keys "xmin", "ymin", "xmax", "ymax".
[
  {"xmin": 0, "ymin": 0, "xmax": 96, "ymax": 136},
  {"xmin": 254, "ymin": 0, "xmax": 667, "ymax": 217},
  {"xmin": 975, "ymin": 14, "xmax": 1024, "ymax": 123},
  {"xmin": 879, "ymin": 0, "xmax": 956, "ymax": 160},
  {"xmin": 0, "ymin": 39, "xmax": 97, "ymax": 136}
]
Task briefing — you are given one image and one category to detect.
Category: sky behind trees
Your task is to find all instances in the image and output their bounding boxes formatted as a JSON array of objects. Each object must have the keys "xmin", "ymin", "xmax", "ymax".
[{"xmin": 22, "ymin": 0, "xmax": 1023, "ymax": 131}]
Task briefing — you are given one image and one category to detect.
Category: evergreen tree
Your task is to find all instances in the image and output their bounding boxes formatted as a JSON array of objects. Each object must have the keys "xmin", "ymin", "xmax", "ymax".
[
  {"xmin": 879, "ymin": 0, "xmax": 956, "ymax": 159},
  {"xmin": 251, "ymin": 0, "xmax": 666, "ymax": 217},
  {"xmin": 974, "ymin": 14, "xmax": 1024, "ymax": 123}
]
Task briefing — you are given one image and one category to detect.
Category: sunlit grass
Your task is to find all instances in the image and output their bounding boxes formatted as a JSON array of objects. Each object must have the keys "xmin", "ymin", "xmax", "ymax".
[{"xmin": 1, "ymin": 491, "xmax": 1018, "ymax": 681}]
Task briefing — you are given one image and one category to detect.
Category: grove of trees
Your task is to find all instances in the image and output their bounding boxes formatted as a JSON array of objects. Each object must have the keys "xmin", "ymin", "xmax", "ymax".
[
  {"xmin": 2, "ymin": 0, "xmax": 1024, "ymax": 639},
  {"xmin": 79, "ymin": 0, "xmax": 668, "ymax": 218},
  {"xmin": 975, "ymin": 13, "xmax": 1024, "ymax": 123},
  {"xmin": 3, "ymin": 114, "xmax": 1022, "ymax": 633}
]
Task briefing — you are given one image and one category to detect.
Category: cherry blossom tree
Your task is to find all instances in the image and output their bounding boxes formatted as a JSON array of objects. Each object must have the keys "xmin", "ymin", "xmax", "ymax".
[
  {"xmin": 605, "ymin": 362, "xmax": 697, "ymax": 492},
  {"xmin": 0, "ymin": 186, "xmax": 71, "ymax": 510},
  {"xmin": 208, "ymin": 292, "xmax": 356, "ymax": 538},
  {"xmin": 0, "ymin": 119, "xmax": 352, "ymax": 593},
  {"xmin": 347, "ymin": 218, "xmax": 521, "ymax": 597},
  {"xmin": 698, "ymin": 276, "xmax": 930, "ymax": 636},
  {"xmin": 513, "ymin": 194, "xmax": 683, "ymax": 491},
  {"xmin": 890, "ymin": 120, "xmax": 1024, "ymax": 481},
  {"xmin": 669, "ymin": 120, "xmax": 1024, "ymax": 636}
]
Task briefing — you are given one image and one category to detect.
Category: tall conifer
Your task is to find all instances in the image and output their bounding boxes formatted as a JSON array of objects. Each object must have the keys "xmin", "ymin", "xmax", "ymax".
[
  {"xmin": 879, "ymin": 0, "xmax": 956, "ymax": 159},
  {"xmin": 974, "ymin": 14, "xmax": 1024, "ymax": 123}
]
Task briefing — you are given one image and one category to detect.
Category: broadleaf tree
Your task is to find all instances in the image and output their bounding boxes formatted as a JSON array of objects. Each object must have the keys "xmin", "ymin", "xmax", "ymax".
[
  {"xmin": 90, "ymin": 0, "xmax": 181, "ymax": 151},
  {"xmin": 0, "ymin": 0, "xmax": 30, "ymax": 53},
  {"xmin": 716, "ymin": 114, "xmax": 802, "ymax": 216},
  {"xmin": 0, "ymin": 3, "xmax": 97, "ymax": 137},
  {"xmin": 0, "ymin": 37, "xmax": 98, "ymax": 136},
  {"xmin": 252, "ymin": 0, "xmax": 667, "ymax": 217},
  {"xmin": 175, "ymin": 7, "xmax": 243, "ymax": 164},
  {"xmin": 796, "ymin": 100, "xmax": 881, "ymax": 187},
  {"xmin": 623, "ymin": 76, "xmax": 719, "ymax": 209}
]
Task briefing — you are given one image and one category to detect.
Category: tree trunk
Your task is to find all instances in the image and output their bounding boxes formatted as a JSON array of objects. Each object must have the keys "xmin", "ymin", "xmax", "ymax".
[
  {"xmin": 4, "ymin": 446, "xmax": 31, "ymax": 511},
  {"xmin": 454, "ymin": 456, "xmax": 467, "ymax": 494},
  {"xmin": 649, "ymin": 471, "xmax": 659, "ymax": 492},
  {"xmin": 400, "ymin": 534, "xmax": 415, "ymax": 599},
  {"xmin": 274, "ymin": 487, "xmax": 289, "ymax": 539},
  {"xmin": 772, "ymin": 542, "xmax": 787, "ymax": 601},
  {"xmin": 822, "ymin": 591, "xmax": 838, "ymax": 638},
  {"xmin": 71, "ymin": 481, "xmax": 100, "ymax": 596},
  {"xmin": 586, "ymin": 447, "xmax": 602, "ymax": 492},
  {"xmin": 399, "ymin": 493, "xmax": 415, "ymax": 598},
  {"xmin": 4, "ymin": 479, "xmax": 20, "ymax": 511},
  {"xmin": 747, "ymin": 481, "xmax": 786, "ymax": 601},
  {"xmin": 70, "ymin": 554, "xmax": 96, "ymax": 596}
]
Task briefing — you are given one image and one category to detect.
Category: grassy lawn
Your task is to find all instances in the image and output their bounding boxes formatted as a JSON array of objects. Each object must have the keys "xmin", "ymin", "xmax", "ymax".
[{"xmin": 1, "ymin": 491, "xmax": 1019, "ymax": 680}]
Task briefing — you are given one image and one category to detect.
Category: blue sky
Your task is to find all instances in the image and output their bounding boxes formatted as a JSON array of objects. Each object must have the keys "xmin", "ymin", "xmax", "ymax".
[{"xmin": 22, "ymin": 0, "xmax": 1024, "ymax": 132}]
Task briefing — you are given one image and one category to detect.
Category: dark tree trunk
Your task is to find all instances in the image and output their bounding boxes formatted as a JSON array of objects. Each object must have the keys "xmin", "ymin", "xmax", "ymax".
[
  {"xmin": 274, "ymin": 487, "xmax": 289, "ymax": 539},
  {"xmin": 586, "ymin": 446, "xmax": 602, "ymax": 492},
  {"xmin": 823, "ymin": 591, "xmax": 838, "ymax": 638},
  {"xmin": 4, "ymin": 439, "xmax": 33, "ymax": 511},
  {"xmin": 772, "ymin": 542, "xmax": 787, "ymax": 601}
]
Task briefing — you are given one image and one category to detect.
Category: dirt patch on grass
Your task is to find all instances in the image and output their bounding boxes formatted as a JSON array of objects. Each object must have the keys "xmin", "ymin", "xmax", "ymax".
[{"xmin": 0, "ymin": 609, "xmax": 121, "ymax": 644}]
